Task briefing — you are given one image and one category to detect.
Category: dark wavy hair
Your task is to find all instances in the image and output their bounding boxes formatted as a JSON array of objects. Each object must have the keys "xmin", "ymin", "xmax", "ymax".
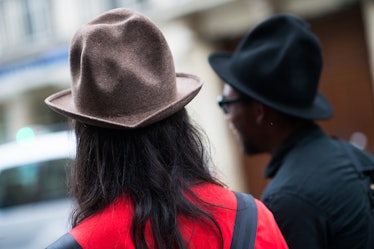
[{"xmin": 70, "ymin": 109, "xmax": 224, "ymax": 249}]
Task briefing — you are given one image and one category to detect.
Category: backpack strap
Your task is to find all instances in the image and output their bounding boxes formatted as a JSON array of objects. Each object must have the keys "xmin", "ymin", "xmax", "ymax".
[
  {"xmin": 230, "ymin": 192, "xmax": 258, "ymax": 249},
  {"xmin": 46, "ymin": 233, "xmax": 83, "ymax": 249}
]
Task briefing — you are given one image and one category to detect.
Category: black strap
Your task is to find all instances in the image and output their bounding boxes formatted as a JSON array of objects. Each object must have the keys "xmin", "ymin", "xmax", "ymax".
[
  {"xmin": 231, "ymin": 192, "xmax": 258, "ymax": 249},
  {"xmin": 46, "ymin": 233, "xmax": 83, "ymax": 249}
]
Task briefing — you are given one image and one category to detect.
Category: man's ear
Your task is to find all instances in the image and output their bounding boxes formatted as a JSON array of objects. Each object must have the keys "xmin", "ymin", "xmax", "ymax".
[{"xmin": 254, "ymin": 102, "xmax": 265, "ymax": 125}]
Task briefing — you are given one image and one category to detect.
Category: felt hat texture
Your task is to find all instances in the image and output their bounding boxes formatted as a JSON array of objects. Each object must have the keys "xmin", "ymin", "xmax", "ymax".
[
  {"xmin": 209, "ymin": 14, "xmax": 333, "ymax": 120},
  {"xmin": 45, "ymin": 8, "xmax": 203, "ymax": 129}
]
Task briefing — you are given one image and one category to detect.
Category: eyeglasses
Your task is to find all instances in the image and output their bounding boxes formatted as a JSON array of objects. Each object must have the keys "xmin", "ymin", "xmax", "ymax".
[{"xmin": 217, "ymin": 95, "xmax": 246, "ymax": 114}]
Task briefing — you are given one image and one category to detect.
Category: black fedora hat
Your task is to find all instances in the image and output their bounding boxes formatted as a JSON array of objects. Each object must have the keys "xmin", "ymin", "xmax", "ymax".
[{"xmin": 209, "ymin": 14, "xmax": 333, "ymax": 120}]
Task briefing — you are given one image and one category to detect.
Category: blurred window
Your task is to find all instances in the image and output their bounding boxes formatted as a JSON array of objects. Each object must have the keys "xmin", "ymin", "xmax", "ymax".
[
  {"xmin": 0, "ymin": 158, "xmax": 71, "ymax": 208},
  {"xmin": 0, "ymin": 0, "xmax": 53, "ymax": 54}
]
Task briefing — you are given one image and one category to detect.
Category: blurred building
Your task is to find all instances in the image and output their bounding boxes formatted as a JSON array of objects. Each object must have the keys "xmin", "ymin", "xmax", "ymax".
[{"xmin": 0, "ymin": 0, "xmax": 374, "ymax": 194}]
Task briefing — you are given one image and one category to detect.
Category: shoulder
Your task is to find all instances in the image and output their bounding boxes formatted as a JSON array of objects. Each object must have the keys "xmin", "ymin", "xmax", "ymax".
[
  {"xmin": 262, "ymin": 191, "xmax": 326, "ymax": 221},
  {"xmin": 70, "ymin": 196, "xmax": 134, "ymax": 249},
  {"xmin": 191, "ymin": 183, "xmax": 237, "ymax": 208},
  {"xmin": 265, "ymin": 137, "xmax": 359, "ymax": 200}
]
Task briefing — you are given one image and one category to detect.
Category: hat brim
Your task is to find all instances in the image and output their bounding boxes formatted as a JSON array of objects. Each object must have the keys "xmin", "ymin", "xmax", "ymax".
[
  {"xmin": 45, "ymin": 73, "xmax": 203, "ymax": 129},
  {"xmin": 209, "ymin": 52, "xmax": 333, "ymax": 120}
]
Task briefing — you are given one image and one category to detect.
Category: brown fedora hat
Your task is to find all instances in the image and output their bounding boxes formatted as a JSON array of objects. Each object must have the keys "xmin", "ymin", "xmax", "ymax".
[{"xmin": 45, "ymin": 8, "xmax": 203, "ymax": 129}]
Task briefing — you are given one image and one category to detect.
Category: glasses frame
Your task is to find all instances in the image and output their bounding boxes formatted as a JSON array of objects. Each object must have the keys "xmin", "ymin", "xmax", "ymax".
[{"xmin": 217, "ymin": 95, "xmax": 246, "ymax": 114}]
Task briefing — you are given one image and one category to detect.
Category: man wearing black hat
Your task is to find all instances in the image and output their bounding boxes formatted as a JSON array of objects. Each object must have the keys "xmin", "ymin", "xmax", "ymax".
[{"xmin": 209, "ymin": 14, "xmax": 374, "ymax": 249}]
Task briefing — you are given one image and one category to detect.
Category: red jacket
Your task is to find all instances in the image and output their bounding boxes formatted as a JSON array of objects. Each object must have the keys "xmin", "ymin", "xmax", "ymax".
[{"xmin": 61, "ymin": 184, "xmax": 287, "ymax": 248}]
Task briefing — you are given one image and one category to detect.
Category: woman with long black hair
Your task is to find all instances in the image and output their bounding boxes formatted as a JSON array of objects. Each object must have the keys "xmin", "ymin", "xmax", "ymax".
[{"xmin": 45, "ymin": 8, "xmax": 287, "ymax": 249}]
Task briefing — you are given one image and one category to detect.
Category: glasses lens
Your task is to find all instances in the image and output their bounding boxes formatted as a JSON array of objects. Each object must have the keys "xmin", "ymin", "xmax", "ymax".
[
  {"xmin": 217, "ymin": 96, "xmax": 231, "ymax": 114},
  {"xmin": 217, "ymin": 95, "xmax": 246, "ymax": 114}
]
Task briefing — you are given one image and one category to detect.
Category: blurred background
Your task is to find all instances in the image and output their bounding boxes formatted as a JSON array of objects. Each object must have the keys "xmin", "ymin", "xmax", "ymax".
[
  {"xmin": 0, "ymin": 0, "xmax": 374, "ymax": 247},
  {"xmin": 1, "ymin": 0, "xmax": 374, "ymax": 195}
]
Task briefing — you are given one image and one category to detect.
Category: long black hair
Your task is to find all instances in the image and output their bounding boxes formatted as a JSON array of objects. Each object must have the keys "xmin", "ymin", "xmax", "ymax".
[{"xmin": 70, "ymin": 108, "xmax": 224, "ymax": 249}]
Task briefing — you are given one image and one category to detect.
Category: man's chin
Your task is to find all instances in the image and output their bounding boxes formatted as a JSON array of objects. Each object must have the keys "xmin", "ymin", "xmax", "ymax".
[{"xmin": 243, "ymin": 143, "xmax": 263, "ymax": 155}]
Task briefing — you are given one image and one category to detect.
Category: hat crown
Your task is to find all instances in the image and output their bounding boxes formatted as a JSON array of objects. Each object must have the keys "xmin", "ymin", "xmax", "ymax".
[
  {"xmin": 232, "ymin": 14, "xmax": 322, "ymax": 107},
  {"xmin": 208, "ymin": 14, "xmax": 333, "ymax": 120},
  {"xmin": 45, "ymin": 8, "xmax": 203, "ymax": 129},
  {"xmin": 70, "ymin": 8, "xmax": 176, "ymax": 118}
]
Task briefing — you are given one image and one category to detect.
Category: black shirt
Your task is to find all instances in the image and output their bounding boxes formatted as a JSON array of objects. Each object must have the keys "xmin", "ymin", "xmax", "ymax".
[{"xmin": 262, "ymin": 124, "xmax": 373, "ymax": 249}]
